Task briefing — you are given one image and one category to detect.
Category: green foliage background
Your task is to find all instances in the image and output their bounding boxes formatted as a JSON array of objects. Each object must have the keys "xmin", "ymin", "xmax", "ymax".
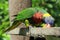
[
  {"xmin": 32, "ymin": 0, "xmax": 60, "ymax": 27},
  {"xmin": 0, "ymin": 0, "xmax": 10, "ymax": 40},
  {"xmin": 0, "ymin": 0, "xmax": 60, "ymax": 40}
]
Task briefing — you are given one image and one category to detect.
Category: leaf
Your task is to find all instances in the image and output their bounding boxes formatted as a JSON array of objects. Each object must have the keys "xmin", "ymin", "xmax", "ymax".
[{"xmin": 47, "ymin": 4, "xmax": 53, "ymax": 8}]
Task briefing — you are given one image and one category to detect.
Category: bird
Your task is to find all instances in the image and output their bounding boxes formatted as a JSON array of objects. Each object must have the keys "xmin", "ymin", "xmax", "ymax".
[
  {"xmin": 4, "ymin": 7, "xmax": 54, "ymax": 32},
  {"xmin": 4, "ymin": 7, "xmax": 45, "ymax": 32}
]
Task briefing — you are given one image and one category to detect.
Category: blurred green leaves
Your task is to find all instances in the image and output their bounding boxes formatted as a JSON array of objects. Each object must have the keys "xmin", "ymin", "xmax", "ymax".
[
  {"xmin": 0, "ymin": 0, "xmax": 9, "ymax": 27},
  {"xmin": 0, "ymin": 0, "xmax": 10, "ymax": 40},
  {"xmin": 32, "ymin": 0, "xmax": 60, "ymax": 27}
]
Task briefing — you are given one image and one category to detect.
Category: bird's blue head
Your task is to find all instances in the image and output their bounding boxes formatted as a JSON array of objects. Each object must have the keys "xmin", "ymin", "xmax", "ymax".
[{"xmin": 44, "ymin": 16, "xmax": 55, "ymax": 26}]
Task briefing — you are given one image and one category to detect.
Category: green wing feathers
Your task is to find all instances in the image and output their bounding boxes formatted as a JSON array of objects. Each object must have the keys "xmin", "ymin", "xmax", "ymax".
[
  {"xmin": 16, "ymin": 8, "xmax": 38, "ymax": 20},
  {"xmin": 16, "ymin": 7, "xmax": 47, "ymax": 20}
]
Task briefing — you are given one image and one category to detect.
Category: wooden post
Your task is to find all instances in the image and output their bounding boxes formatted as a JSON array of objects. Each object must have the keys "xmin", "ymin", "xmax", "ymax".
[
  {"xmin": 10, "ymin": 35, "xmax": 29, "ymax": 40},
  {"xmin": 9, "ymin": 0, "xmax": 31, "ymax": 40},
  {"xmin": 9, "ymin": 0, "xmax": 31, "ymax": 25}
]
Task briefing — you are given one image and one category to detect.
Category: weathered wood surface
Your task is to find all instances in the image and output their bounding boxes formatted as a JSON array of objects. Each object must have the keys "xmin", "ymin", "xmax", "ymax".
[
  {"xmin": 10, "ymin": 35, "xmax": 30, "ymax": 40},
  {"xmin": 30, "ymin": 27, "xmax": 60, "ymax": 36},
  {"xmin": 6, "ymin": 26, "xmax": 60, "ymax": 36}
]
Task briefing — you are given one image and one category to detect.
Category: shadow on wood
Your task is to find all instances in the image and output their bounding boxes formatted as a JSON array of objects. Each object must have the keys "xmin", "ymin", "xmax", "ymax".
[
  {"xmin": 30, "ymin": 36, "xmax": 46, "ymax": 40},
  {"xmin": 19, "ymin": 28, "xmax": 29, "ymax": 36}
]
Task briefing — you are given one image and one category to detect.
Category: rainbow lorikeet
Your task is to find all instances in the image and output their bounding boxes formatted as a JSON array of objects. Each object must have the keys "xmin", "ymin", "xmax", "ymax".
[
  {"xmin": 4, "ymin": 7, "xmax": 55, "ymax": 32},
  {"xmin": 4, "ymin": 7, "xmax": 45, "ymax": 32}
]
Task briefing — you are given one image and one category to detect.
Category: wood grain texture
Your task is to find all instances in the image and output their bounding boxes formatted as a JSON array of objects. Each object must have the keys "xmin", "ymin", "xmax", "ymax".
[
  {"xmin": 10, "ymin": 35, "xmax": 30, "ymax": 40},
  {"xmin": 7, "ymin": 27, "xmax": 60, "ymax": 36}
]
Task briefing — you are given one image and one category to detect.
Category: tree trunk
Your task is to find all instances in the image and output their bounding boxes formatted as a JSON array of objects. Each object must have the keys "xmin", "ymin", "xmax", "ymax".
[
  {"xmin": 9, "ymin": 0, "xmax": 31, "ymax": 25},
  {"xmin": 9, "ymin": 0, "xmax": 31, "ymax": 40}
]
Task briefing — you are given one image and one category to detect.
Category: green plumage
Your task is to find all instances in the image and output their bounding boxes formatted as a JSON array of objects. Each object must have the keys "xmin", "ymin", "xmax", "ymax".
[
  {"xmin": 4, "ymin": 7, "xmax": 47, "ymax": 32},
  {"xmin": 16, "ymin": 7, "xmax": 47, "ymax": 20},
  {"xmin": 16, "ymin": 8, "xmax": 37, "ymax": 20}
]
